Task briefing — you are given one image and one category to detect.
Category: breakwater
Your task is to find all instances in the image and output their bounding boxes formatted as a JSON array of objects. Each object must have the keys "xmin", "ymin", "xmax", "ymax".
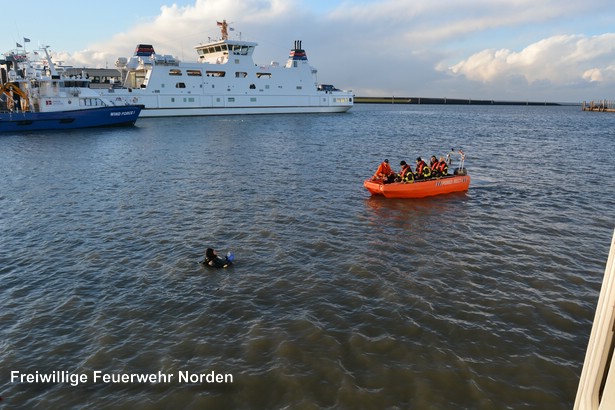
[{"xmin": 355, "ymin": 96, "xmax": 564, "ymax": 106}]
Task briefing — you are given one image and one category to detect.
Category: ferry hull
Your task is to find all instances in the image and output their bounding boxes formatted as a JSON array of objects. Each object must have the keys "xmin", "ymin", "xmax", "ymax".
[
  {"xmin": 137, "ymin": 104, "xmax": 352, "ymax": 117},
  {"xmin": 0, "ymin": 106, "xmax": 142, "ymax": 132},
  {"xmin": 364, "ymin": 175, "xmax": 470, "ymax": 198}
]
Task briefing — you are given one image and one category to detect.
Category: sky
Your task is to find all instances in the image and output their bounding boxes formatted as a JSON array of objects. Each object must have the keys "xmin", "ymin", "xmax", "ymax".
[{"xmin": 4, "ymin": 0, "xmax": 615, "ymax": 102}]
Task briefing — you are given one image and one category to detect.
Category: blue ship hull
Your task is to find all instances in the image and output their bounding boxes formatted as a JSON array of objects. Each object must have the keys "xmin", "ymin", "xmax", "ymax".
[{"xmin": 0, "ymin": 105, "xmax": 142, "ymax": 132}]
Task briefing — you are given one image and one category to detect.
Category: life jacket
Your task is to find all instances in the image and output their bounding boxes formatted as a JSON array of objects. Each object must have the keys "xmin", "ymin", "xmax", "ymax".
[
  {"xmin": 416, "ymin": 160, "xmax": 427, "ymax": 175},
  {"xmin": 438, "ymin": 161, "xmax": 448, "ymax": 174},
  {"xmin": 205, "ymin": 255, "xmax": 231, "ymax": 268},
  {"xmin": 400, "ymin": 164, "xmax": 411, "ymax": 177},
  {"xmin": 430, "ymin": 160, "xmax": 439, "ymax": 172}
]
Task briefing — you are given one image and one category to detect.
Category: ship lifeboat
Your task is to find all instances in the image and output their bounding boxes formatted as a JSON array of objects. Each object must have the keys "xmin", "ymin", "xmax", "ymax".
[{"xmin": 364, "ymin": 172, "xmax": 470, "ymax": 199}]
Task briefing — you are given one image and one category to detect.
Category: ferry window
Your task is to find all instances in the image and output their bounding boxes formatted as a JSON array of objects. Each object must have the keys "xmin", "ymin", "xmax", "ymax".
[
  {"xmin": 206, "ymin": 71, "xmax": 225, "ymax": 77},
  {"xmin": 250, "ymin": 97, "xmax": 257, "ymax": 102},
  {"xmin": 215, "ymin": 46, "xmax": 222, "ymax": 52},
  {"xmin": 296, "ymin": 86, "xmax": 303, "ymax": 90},
  {"xmin": 175, "ymin": 83, "xmax": 186, "ymax": 88},
  {"xmin": 235, "ymin": 72, "xmax": 247, "ymax": 78},
  {"xmin": 234, "ymin": 59, "xmax": 240, "ymax": 64},
  {"xmin": 232, "ymin": 45, "xmax": 247, "ymax": 55},
  {"xmin": 187, "ymin": 69, "xmax": 202, "ymax": 76},
  {"xmin": 249, "ymin": 84, "xmax": 256, "ymax": 89},
  {"xmin": 256, "ymin": 73, "xmax": 271, "ymax": 79},
  {"xmin": 169, "ymin": 69, "xmax": 182, "ymax": 76},
  {"xmin": 228, "ymin": 97, "xmax": 235, "ymax": 103}
]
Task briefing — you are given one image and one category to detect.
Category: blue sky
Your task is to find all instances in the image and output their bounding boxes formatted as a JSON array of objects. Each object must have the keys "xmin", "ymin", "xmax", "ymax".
[{"xmin": 4, "ymin": 0, "xmax": 615, "ymax": 102}]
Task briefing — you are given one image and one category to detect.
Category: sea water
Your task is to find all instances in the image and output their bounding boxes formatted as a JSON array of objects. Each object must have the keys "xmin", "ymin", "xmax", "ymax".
[{"xmin": 1, "ymin": 104, "xmax": 615, "ymax": 408}]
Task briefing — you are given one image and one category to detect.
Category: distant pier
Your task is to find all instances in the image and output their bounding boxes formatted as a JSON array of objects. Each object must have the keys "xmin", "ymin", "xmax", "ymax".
[
  {"xmin": 582, "ymin": 100, "xmax": 615, "ymax": 112},
  {"xmin": 355, "ymin": 96, "xmax": 563, "ymax": 106}
]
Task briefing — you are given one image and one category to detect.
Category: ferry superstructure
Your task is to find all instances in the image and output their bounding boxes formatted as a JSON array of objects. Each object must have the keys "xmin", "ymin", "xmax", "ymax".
[{"xmin": 99, "ymin": 21, "xmax": 353, "ymax": 117}]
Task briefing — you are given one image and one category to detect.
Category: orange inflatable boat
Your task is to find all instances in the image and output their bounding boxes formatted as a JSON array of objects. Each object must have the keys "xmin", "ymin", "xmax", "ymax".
[{"xmin": 364, "ymin": 173, "xmax": 470, "ymax": 198}]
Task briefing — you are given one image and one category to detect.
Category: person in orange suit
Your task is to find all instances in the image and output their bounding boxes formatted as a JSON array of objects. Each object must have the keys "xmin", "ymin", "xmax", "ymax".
[{"xmin": 373, "ymin": 159, "xmax": 395, "ymax": 183}]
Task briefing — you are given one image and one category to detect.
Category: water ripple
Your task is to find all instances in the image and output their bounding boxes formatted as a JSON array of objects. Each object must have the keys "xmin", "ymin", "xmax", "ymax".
[{"xmin": 1, "ymin": 106, "xmax": 614, "ymax": 408}]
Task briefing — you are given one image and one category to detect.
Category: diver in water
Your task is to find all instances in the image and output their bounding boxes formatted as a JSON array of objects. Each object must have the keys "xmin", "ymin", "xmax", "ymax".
[{"xmin": 202, "ymin": 248, "xmax": 233, "ymax": 268}]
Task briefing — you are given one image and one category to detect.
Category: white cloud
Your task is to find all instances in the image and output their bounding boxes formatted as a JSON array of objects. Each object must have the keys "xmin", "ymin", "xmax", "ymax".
[
  {"xmin": 61, "ymin": 0, "xmax": 299, "ymax": 68},
  {"xmin": 446, "ymin": 33, "xmax": 615, "ymax": 86},
  {"xmin": 36, "ymin": 0, "xmax": 615, "ymax": 101}
]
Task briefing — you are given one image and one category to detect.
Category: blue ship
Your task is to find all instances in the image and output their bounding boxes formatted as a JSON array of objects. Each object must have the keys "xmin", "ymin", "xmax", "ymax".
[
  {"xmin": 0, "ymin": 105, "xmax": 141, "ymax": 132},
  {"xmin": 1, "ymin": 45, "xmax": 142, "ymax": 132}
]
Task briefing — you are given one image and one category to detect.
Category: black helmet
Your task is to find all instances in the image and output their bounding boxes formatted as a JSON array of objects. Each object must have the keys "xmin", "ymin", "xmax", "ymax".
[
  {"xmin": 384, "ymin": 159, "xmax": 389, "ymax": 163},
  {"xmin": 400, "ymin": 160, "xmax": 406, "ymax": 165},
  {"xmin": 416, "ymin": 157, "xmax": 422, "ymax": 161}
]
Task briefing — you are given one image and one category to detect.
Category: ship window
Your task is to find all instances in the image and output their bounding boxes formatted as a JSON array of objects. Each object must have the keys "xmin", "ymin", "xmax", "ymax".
[
  {"xmin": 175, "ymin": 83, "xmax": 186, "ymax": 88},
  {"xmin": 228, "ymin": 97, "xmax": 235, "ymax": 103},
  {"xmin": 169, "ymin": 69, "xmax": 182, "ymax": 76},
  {"xmin": 231, "ymin": 45, "xmax": 250, "ymax": 55},
  {"xmin": 206, "ymin": 71, "xmax": 225, "ymax": 77},
  {"xmin": 249, "ymin": 84, "xmax": 256, "ymax": 89},
  {"xmin": 296, "ymin": 86, "xmax": 303, "ymax": 90},
  {"xmin": 187, "ymin": 69, "xmax": 202, "ymax": 76},
  {"xmin": 250, "ymin": 97, "xmax": 257, "ymax": 102},
  {"xmin": 256, "ymin": 73, "xmax": 271, "ymax": 78},
  {"xmin": 235, "ymin": 72, "xmax": 247, "ymax": 78}
]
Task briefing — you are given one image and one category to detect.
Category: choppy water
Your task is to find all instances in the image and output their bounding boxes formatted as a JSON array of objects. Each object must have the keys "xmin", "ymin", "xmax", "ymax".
[{"xmin": 2, "ymin": 104, "xmax": 615, "ymax": 409}]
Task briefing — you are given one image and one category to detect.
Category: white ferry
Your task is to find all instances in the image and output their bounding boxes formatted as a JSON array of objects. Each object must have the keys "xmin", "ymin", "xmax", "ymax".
[{"xmin": 97, "ymin": 20, "xmax": 353, "ymax": 117}]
